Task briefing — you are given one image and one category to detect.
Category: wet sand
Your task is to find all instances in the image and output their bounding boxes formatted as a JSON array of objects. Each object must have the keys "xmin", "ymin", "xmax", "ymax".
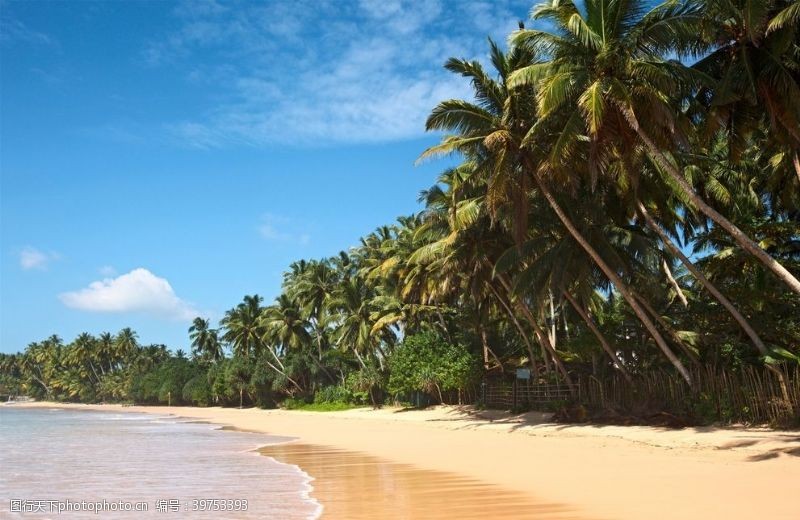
[
  {"xmin": 260, "ymin": 442, "xmax": 578, "ymax": 519},
  {"xmin": 14, "ymin": 402, "xmax": 800, "ymax": 519}
]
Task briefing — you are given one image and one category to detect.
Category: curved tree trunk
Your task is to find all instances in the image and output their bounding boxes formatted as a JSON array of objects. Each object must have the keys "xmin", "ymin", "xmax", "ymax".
[
  {"xmin": 793, "ymin": 151, "xmax": 800, "ymax": 185},
  {"xmin": 494, "ymin": 274, "xmax": 575, "ymax": 389},
  {"xmin": 636, "ymin": 200, "xmax": 792, "ymax": 405},
  {"xmin": 478, "ymin": 323, "xmax": 504, "ymax": 372},
  {"xmin": 478, "ymin": 320, "xmax": 490, "ymax": 370},
  {"xmin": 548, "ymin": 290, "xmax": 558, "ymax": 349},
  {"xmin": 486, "ymin": 282, "xmax": 540, "ymax": 377},
  {"xmin": 635, "ymin": 127, "xmax": 800, "ymax": 295},
  {"xmin": 562, "ymin": 290, "xmax": 633, "ymax": 382},
  {"xmin": 633, "ymin": 293, "xmax": 701, "ymax": 366},
  {"xmin": 529, "ymin": 167, "xmax": 692, "ymax": 385},
  {"xmin": 662, "ymin": 258, "xmax": 688, "ymax": 307}
]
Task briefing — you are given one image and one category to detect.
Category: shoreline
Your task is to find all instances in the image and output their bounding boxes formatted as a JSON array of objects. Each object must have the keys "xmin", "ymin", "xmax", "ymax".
[{"xmin": 10, "ymin": 401, "xmax": 800, "ymax": 519}]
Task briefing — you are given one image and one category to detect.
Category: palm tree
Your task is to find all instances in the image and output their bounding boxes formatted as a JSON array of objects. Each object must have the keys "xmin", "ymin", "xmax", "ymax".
[
  {"xmin": 115, "ymin": 328, "xmax": 139, "ymax": 360},
  {"xmin": 259, "ymin": 295, "xmax": 311, "ymax": 392},
  {"xmin": 510, "ymin": 0, "xmax": 800, "ymax": 295},
  {"xmin": 328, "ymin": 276, "xmax": 394, "ymax": 369},
  {"xmin": 694, "ymin": 1, "xmax": 800, "ymax": 176},
  {"xmin": 289, "ymin": 259, "xmax": 336, "ymax": 360},
  {"xmin": 66, "ymin": 332, "xmax": 101, "ymax": 385},
  {"xmin": 423, "ymin": 38, "xmax": 692, "ymax": 384},
  {"xmin": 189, "ymin": 317, "xmax": 223, "ymax": 363},
  {"xmin": 220, "ymin": 295, "xmax": 264, "ymax": 359}
]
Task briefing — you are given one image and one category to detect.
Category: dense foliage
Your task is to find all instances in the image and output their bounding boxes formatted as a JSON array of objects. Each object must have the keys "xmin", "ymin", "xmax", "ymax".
[
  {"xmin": 388, "ymin": 332, "xmax": 480, "ymax": 402},
  {"xmin": 2, "ymin": 0, "xmax": 799, "ymax": 422}
]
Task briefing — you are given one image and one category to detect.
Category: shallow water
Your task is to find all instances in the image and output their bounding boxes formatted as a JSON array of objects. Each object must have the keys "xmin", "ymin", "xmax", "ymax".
[{"xmin": 0, "ymin": 407, "xmax": 319, "ymax": 519}]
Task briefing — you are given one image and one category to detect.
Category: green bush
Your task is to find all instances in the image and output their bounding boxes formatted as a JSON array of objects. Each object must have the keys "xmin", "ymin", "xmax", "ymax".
[
  {"xmin": 387, "ymin": 331, "xmax": 480, "ymax": 402},
  {"xmin": 282, "ymin": 396, "xmax": 361, "ymax": 412},
  {"xmin": 182, "ymin": 374, "xmax": 211, "ymax": 406},
  {"xmin": 314, "ymin": 384, "xmax": 352, "ymax": 404},
  {"xmin": 281, "ymin": 397, "xmax": 311, "ymax": 410}
]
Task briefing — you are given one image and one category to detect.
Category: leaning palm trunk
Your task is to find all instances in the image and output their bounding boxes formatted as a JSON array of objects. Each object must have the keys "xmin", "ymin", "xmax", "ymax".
[
  {"xmin": 353, "ymin": 348, "xmax": 368, "ymax": 370},
  {"xmin": 632, "ymin": 293, "xmax": 701, "ymax": 367},
  {"xmin": 263, "ymin": 358, "xmax": 303, "ymax": 393},
  {"xmin": 529, "ymin": 166, "xmax": 693, "ymax": 385},
  {"xmin": 548, "ymin": 290, "xmax": 557, "ymax": 349},
  {"xmin": 265, "ymin": 346, "xmax": 304, "ymax": 393},
  {"xmin": 636, "ymin": 200, "xmax": 793, "ymax": 406},
  {"xmin": 794, "ymin": 152, "xmax": 800, "ymax": 184},
  {"xmin": 494, "ymin": 274, "xmax": 574, "ymax": 389},
  {"xmin": 662, "ymin": 259, "xmax": 688, "ymax": 308},
  {"xmin": 634, "ymin": 128, "xmax": 800, "ymax": 295},
  {"xmin": 562, "ymin": 291, "xmax": 633, "ymax": 383},
  {"xmin": 478, "ymin": 322, "xmax": 504, "ymax": 372},
  {"xmin": 486, "ymin": 282, "xmax": 540, "ymax": 377}
]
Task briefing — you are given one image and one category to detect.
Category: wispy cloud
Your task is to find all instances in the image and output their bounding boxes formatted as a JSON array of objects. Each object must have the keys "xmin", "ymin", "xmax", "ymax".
[
  {"xmin": 0, "ymin": 16, "xmax": 56, "ymax": 47},
  {"xmin": 59, "ymin": 268, "xmax": 201, "ymax": 321},
  {"xmin": 146, "ymin": 0, "xmax": 527, "ymax": 147},
  {"xmin": 258, "ymin": 214, "xmax": 311, "ymax": 245},
  {"xmin": 19, "ymin": 246, "xmax": 59, "ymax": 270}
]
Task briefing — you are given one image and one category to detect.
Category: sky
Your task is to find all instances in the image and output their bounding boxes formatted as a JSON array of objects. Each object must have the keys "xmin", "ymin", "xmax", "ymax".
[{"xmin": 0, "ymin": 0, "xmax": 532, "ymax": 353}]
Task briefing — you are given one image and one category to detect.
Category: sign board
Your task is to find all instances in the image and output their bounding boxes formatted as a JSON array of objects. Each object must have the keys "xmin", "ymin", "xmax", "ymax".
[{"xmin": 515, "ymin": 368, "xmax": 531, "ymax": 380}]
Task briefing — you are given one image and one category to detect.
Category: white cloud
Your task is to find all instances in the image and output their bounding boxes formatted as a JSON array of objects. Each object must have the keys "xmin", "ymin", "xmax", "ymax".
[
  {"xmin": 19, "ymin": 247, "xmax": 59, "ymax": 270},
  {"xmin": 59, "ymin": 268, "xmax": 200, "ymax": 321},
  {"xmin": 146, "ymin": 0, "xmax": 528, "ymax": 147}
]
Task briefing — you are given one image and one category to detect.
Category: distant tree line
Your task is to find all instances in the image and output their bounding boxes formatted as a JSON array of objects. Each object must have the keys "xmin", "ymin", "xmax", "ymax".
[{"xmin": 2, "ymin": 1, "xmax": 799, "ymax": 423}]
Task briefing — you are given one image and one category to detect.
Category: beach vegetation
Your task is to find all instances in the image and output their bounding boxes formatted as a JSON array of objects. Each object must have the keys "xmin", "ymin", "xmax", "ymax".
[{"xmin": 1, "ymin": 0, "xmax": 799, "ymax": 425}]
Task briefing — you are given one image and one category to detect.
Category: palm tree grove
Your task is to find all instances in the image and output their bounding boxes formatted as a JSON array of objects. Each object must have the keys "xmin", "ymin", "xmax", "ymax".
[{"xmin": 2, "ymin": 0, "xmax": 799, "ymax": 426}]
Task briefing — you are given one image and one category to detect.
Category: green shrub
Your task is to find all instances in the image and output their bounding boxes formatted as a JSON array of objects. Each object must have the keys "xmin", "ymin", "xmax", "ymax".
[
  {"xmin": 387, "ymin": 331, "xmax": 480, "ymax": 401},
  {"xmin": 281, "ymin": 397, "xmax": 310, "ymax": 410},
  {"xmin": 182, "ymin": 374, "xmax": 211, "ymax": 406},
  {"xmin": 314, "ymin": 384, "xmax": 353, "ymax": 404}
]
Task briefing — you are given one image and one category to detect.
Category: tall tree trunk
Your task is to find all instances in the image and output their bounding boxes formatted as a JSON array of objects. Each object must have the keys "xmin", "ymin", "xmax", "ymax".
[
  {"xmin": 478, "ymin": 323, "xmax": 503, "ymax": 372},
  {"xmin": 314, "ymin": 320, "xmax": 324, "ymax": 361},
  {"xmin": 635, "ymin": 127, "xmax": 800, "ymax": 295},
  {"xmin": 494, "ymin": 274, "xmax": 574, "ymax": 388},
  {"xmin": 353, "ymin": 348, "xmax": 367, "ymax": 370},
  {"xmin": 536, "ymin": 304, "xmax": 555, "ymax": 374},
  {"xmin": 263, "ymin": 358, "xmax": 304, "ymax": 393},
  {"xmin": 486, "ymin": 282, "xmax": 540, "ymax": 376},
  {"xmin": 375, "ymin": 342, "xmax": 386, "ymax": 372},
  {"xmin": 633, "ymin": 293, "xmax": 700, "ymax": 366},
  {"xmin": 478, "ymin": 321, "xmax": 490, "ymax": 370},
  {"xmin": 662, "ymin": 258, "xmax": 688, "ymax": 307},
  {"xmin": 636, "ymin": 200, "xmax": 793, "ymax": 405},
  {"xmin": 562, "ymin": 291, "xmax": 633, "ymax": 382},
  {"xmin": 548, "ymin": 289, "xmax": 557, "ymax": 350},
  {"xmin": 529, "ymin": 166, "xmax": 692, "ymax": 385},
  {"xmin": 793, "ymin": 151, "xmax": 800, "ymax": 184}
]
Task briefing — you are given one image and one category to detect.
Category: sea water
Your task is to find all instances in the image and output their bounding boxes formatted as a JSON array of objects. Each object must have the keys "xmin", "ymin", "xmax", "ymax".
[{"xmin": 0, "ymin": 407, "xmax": 320, "ymax": 519}]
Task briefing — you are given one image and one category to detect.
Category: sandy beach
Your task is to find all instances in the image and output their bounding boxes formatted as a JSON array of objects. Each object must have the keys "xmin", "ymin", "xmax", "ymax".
[{"xmin": 13, "ymin": 402, "xmax": 800, "ymax": 519}]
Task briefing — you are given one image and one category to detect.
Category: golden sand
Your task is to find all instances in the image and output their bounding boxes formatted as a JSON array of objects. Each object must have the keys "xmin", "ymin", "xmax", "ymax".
[
  {"xmin": 260, "ymin": 442, "xmax": 580, "ymax": 519},
  {"xmin": 15, "ymin": 402, "xmax": 800, "ymax": 519}
]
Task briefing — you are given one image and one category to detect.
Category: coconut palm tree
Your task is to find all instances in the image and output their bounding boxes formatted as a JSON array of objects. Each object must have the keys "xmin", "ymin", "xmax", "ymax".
[
  {"xmin": 327, "ymin": 275, "xmax": 394, "ymax": 369},
  {"xmin": 693, "ymin": 1, "xmax": 800, "ymax": 173},
  {"xmin": 423, "ymin": 37, "xmax": 693, "ymax": 384},
  {"xmin": 115, "ymin": 328, "xmax": 139, "ymax": 361},
  {"xmin": 510, "ymin": 0, "xmax": 800, "ymax": 295},
  {"xmin": 189, "ymin": 317, "xmax": 223, "ymax": 363},
  {"xmin": 288, "ymin": 259, "xmax": 336, "ymax": 360},
  {"xmin": 220, "ymin": 295, "xmax": 264, "ymax": 359}
]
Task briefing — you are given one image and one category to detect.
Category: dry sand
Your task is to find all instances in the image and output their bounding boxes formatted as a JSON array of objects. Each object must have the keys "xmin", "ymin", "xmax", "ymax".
[{"xmin": 12, "ymin": 402, "xmax": 800, "ymax": 519}]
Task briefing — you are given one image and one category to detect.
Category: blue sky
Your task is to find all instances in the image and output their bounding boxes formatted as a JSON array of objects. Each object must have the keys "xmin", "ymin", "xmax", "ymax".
[{"xmin": 0, "ymin": 0, "xmax": 531, "ymax": 353}]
